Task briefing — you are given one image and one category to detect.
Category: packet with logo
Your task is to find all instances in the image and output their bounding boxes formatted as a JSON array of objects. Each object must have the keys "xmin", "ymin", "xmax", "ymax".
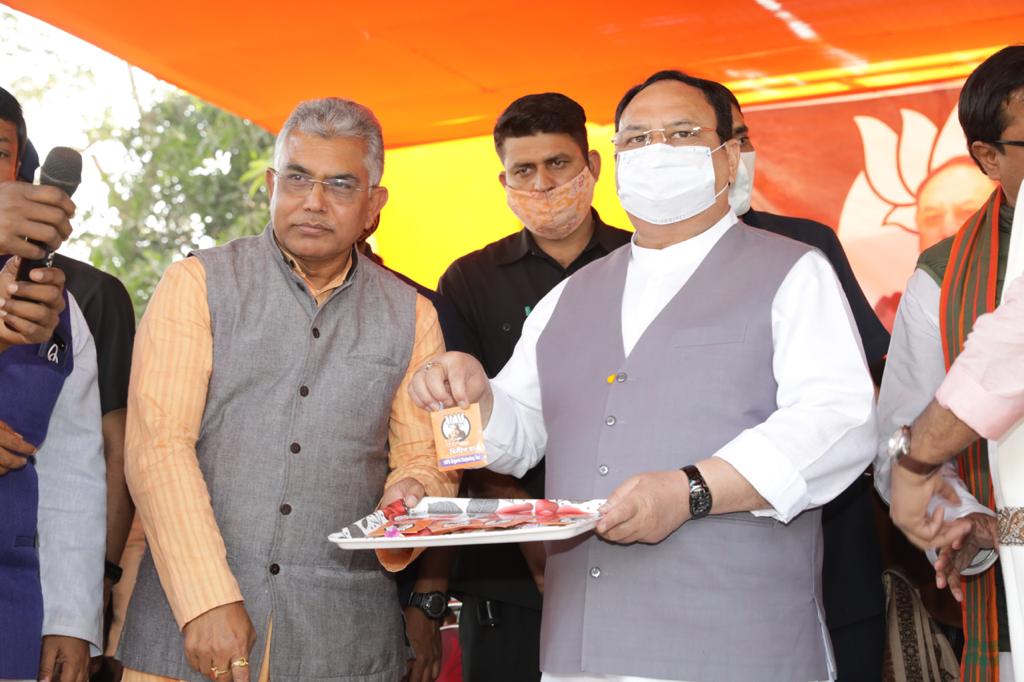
[{"xmin": 431, "ymin": 403, "xmax": 488, "ymax": 471}]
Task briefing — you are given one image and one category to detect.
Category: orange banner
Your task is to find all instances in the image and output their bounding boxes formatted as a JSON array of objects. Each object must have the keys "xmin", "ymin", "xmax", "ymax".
[{"xmin": 745, "ymin": 80, "xmax": 994, "ymax": 329}]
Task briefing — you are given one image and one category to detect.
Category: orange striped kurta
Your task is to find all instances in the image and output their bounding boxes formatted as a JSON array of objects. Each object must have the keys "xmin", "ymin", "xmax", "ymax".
[{"xmin": 122, "ymin": 254, "xmax": 457, "ymax": 682}]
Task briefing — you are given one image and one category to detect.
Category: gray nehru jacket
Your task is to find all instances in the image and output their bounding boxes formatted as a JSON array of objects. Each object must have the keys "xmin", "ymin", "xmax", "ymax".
[
  {"xmin": 535, "ymin": 224, "xmax": 830, "ymax": 682},
  {"xmin": 118, "ymin": 225, "xmax": 416, "ymax": 682}
]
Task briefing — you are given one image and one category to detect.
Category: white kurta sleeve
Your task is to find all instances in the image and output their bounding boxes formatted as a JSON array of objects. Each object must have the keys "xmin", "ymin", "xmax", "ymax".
[
  {"xmin": 483, "ymin": 279, "xmax": 568, "ymax": 478},
  {"xmin": 714, "ymin": 250, "xmax": 878, "ymax": 523},
  {"xmin": 874, "ymin": 268, "xmax": 995, "ymax": 574}
]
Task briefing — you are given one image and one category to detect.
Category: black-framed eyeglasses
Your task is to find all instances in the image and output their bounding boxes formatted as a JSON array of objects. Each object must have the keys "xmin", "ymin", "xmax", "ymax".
[
  {"xmin": 270, "ymin": 168, "xmax": 374, "ymax": 203},
  {"xmin": 992, "ymin": 140, "xmax": 1024, "ymax": 148}
]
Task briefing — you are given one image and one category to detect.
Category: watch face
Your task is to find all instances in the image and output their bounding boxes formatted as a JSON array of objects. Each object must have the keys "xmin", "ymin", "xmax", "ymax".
[
  {"xmin": 423, "ymin": 592, "xmax": 447, "ymax": 618},
  {"xmin": 684, "ymin": 465, "xmax": 712, "ymax": 518},
  {"xmin": 691, "ymin": 487, "xmax": 712, "ymax": 517},
  {"xmin": 888, "ymin": 426, "xmax": 911, "ymax": 458}
]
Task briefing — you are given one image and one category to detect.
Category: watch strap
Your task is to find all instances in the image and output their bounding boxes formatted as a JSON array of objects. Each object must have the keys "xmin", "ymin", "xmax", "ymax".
[
  {"xmin": 105, "ymin": 560, "xmax": 123, "ymax": 584},
  {"xmin": 408, "ymin": 591, "xmax": 448, "ymax": 620},
  {"xmin": 681, "ymin": 464, "xmax": 712, "ymax": 519},
  {"xmin": 890, "ymin": 425, "xmax": 941, "ymax": 476},
  {"xmin": 896, "ymin": 452, "xmax": 941, "ymax": 476}
]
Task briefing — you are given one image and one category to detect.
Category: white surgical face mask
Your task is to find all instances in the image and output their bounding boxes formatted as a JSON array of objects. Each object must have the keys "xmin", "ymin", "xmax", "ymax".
[
  {"xmin": 615, "ymin": 142, "xmax": 727, "ymax": 225},
  {"xmin": 728, "ymin": 150, "xmax": 756, "ymax": 216}
]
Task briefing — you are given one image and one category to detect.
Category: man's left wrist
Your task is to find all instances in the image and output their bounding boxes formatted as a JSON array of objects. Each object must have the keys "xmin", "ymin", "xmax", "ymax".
[
  {"xmin": 681, "ymin": 464, "xmax": 712, "ymax": 519},
  {"xmin": 408, "ymin": 591, "xmax": 449, "ymax": 621},
  {"xmin": 104, "ymin": 560, "xmax": 123, "ymax": 585},
  {"xmin": 889, "ymin": 425, "xmax": 941, "ymax": 477}
]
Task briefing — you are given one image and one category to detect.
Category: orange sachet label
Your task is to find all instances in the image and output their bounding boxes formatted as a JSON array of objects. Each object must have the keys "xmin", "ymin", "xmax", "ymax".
[{"xmin": 431, "ymin": 403, "xmax": 488, "ymax": 471}]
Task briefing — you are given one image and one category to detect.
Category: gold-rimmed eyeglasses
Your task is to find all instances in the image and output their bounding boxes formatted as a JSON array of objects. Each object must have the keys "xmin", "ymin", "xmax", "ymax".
[
  {"xmin": 270, "ymin": 168, "xmax": 374, "ymax": 203},
  {"xmin": 612, "ymin": 125, "xmax": 711, "ymax": 151}
]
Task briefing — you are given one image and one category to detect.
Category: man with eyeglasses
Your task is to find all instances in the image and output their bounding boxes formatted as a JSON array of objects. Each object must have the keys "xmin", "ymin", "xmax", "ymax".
[
  {"xmin": 116, "ymin": 97, "xmax": 459, "ymax": 682},
  {"xmin": 875, "ymin": 45, "xmax": 1024, "ymax": 681},
  {"xmin": 409, "ymin": 70, "xmax": 876, "ymax": 681}
]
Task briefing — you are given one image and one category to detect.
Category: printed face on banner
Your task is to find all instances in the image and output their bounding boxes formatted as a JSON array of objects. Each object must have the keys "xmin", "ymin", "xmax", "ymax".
[{"xmin": 745, "ymin": 84, "xmax": 996, "ymax": 330}]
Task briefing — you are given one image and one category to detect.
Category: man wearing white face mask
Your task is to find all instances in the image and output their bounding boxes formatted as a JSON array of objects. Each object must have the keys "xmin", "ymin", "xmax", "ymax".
[
  {"xmin": 411, "ymin": 71, "xmax": 876, "ymax": 682},
  {"xmin": 713, "ymin": 81, "xmax": 891, "ymax": 681},
  {"xmin": 437, "ymin": 93, "xmax": 631, "ymax": 682}
]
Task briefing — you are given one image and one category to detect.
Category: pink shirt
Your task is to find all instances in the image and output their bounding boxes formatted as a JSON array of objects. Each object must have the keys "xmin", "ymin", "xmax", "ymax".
[{"xmin": 937, "ymin": 274, "xmax": 1024, "ymax": 440}]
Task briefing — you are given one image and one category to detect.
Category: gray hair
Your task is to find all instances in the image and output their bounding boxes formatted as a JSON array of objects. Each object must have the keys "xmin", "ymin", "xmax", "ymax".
[{"xmin": 273, "ymin": 98, "xmax": 385, "ymax": 185}]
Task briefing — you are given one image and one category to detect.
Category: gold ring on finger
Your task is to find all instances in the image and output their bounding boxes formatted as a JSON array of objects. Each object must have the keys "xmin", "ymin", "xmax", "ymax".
[
  {"xmin": 211, "ymin": 667, "xmax": 230, "ymax": 677},
  {"xmin": 231, "ymin": 658, "xmax": 250, "ymax": 668}
]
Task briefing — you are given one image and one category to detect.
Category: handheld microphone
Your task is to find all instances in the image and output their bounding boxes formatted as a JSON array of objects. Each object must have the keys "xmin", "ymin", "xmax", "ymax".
[{"xmin": 16, "ymin": 146, "xmax": 83, "ymax": 281}]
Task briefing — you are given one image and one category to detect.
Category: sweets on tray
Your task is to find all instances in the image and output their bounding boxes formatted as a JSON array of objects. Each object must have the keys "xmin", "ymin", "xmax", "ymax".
[{"xmin": 334, "ymin": 497, "xmax": 603, "ymax": 541}]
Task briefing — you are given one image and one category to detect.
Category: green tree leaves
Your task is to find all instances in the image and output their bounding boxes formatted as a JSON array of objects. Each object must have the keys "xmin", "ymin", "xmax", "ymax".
[{"xmin": 84, "ymin": 94, "xmax": 274, "ymax": 318}]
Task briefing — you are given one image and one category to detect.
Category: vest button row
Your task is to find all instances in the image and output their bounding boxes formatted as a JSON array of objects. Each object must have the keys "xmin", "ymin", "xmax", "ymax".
[
  {"xmin": 598, "ymin": 464, "xmax": 609, "ymax": 476},
  {"xmin": 605, "ymin": 416, "xmax": 616, "ymax": 427},
  {"xmin": 280, "ymin": 503, "xmax": 292, "ymax": 515},
  {"xmin": 311, "ymin": 327, "xmax": 321, "ymax": 339},
  {"xmin": 615, "ymin": 372, "xmax": 627, "ymax": 383},
  {"xmin": 299, "ymin": 385, "xmax": 310, "ymax": 397},
  {"xmin": 269, "ymin": 563, "xmax": 280, "ymax": 575},
  {"xmin": 589, "ymin": 566, "xmax": 601, "ymax": 578},
  {"xmin": 290, "ymin": 442, "xmax": 301, "ymax": 454}
]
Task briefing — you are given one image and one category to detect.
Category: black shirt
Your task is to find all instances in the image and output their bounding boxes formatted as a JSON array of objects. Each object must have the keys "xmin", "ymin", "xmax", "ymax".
[
  {"xmin": 439, "ymin": 210, "xmax": 633, "ymax": 378},
  {"xmin": 54, "ymin": 254, "xmax": 136, "ymax": 415},
  {"xmin": 438, "ymin": 210, "xmax": 632, "ymax": 609},
  {"xmin": 384, "ymin": 266, "xmax": 473, "ymax": 356}
]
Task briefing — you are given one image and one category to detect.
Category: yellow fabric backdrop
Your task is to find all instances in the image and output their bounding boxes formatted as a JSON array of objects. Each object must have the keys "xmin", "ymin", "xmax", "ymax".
[{"xmin": 374, "ymin": 123, "xmax": 631, "ymax": 288}]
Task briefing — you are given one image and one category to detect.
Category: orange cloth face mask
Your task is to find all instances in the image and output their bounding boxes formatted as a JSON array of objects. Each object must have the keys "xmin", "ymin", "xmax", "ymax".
[{"xmin": 504, "ymin": 165, "xmax": 596, "ymax": 240}]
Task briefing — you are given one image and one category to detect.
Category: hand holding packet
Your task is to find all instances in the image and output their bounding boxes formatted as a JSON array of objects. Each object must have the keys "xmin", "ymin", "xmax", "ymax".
[{"xmin": 431, "ymin": 403, "xmax": 488, "ymax": 471}]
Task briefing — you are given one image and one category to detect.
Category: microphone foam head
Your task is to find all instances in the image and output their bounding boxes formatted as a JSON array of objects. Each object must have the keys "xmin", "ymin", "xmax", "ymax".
[{"xmin": 40, "ymin": 146, "xmax": 83, "ymax": 197}]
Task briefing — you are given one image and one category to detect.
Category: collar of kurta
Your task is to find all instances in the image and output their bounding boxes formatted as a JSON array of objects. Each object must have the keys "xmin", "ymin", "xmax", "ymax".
[{"xmin": 270, "ymin": 227, "xmax": 358, "ymax": 305}]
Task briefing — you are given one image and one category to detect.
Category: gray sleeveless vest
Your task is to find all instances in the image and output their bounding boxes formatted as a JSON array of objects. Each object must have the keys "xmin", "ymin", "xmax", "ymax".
[
  {"xmin": 119, "ymin": 225, "xmax": 416, "ymax": 682},
  {"xmin": 535, "ymin": 222, "xmax": 830, "ymax": 682}
]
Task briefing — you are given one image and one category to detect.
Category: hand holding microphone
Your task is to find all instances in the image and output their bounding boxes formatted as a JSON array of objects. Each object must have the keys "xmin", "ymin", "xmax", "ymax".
[
  {"xmin": 0, "ymin": 146, "xmax": 80, "ymax": 261},
  {"xmin": 0, "ymin": 147, "xmax": 80, "ymax": 351}
]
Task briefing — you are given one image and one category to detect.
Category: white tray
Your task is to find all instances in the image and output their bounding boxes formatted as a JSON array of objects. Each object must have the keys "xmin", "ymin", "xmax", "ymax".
[{"xmin": 328, "ymin": 497, "xmax": 603, "ymax": 550}]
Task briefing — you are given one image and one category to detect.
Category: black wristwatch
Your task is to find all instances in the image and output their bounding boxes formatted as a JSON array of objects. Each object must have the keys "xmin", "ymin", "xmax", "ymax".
[
  {"xmin": 105, "ymin": 560, "xmax": 123, "ymax": 585},
  {"xmin": 408, "ymin": 591, "xmax": 449, "ymax": 620},
  {"xmin": 681, "ymin": 465, "xmax": 712, "ymax": 519}
]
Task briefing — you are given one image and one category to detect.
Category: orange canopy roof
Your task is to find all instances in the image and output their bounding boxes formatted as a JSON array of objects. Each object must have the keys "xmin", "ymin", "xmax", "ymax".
[{"xmin": 10, "ymin": 0, "xmax": 1023, "ymax": 147}]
